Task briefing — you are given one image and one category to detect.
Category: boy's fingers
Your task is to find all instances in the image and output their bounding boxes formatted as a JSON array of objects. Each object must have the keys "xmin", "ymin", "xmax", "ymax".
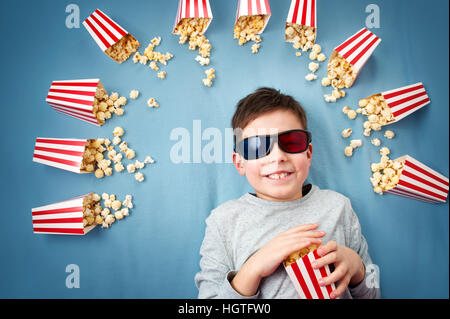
[
  {"xmin": 284, "ymin": 224, "xmax": 319, "ymax": 234},
  {"xmin": 285, "ymin": 238, "xmax": 321, "ymax": 256},
  {"xmin": 330, "ymin": 276, "xmax": 350, "ymax": 299},
  {"xmin": 317, "ymin": 240, "xmax": 338, "ymax": 257},
  {"xmin": 318, "ymin": 263, "xmax": 344, "ymax": 287},
  {"xmin": 312, "ymin": 251, "xmax": 337, "ymax": 269},
  {"xmin": 287, "ymin": 231, "xmax": 326, "ymax": 241}
]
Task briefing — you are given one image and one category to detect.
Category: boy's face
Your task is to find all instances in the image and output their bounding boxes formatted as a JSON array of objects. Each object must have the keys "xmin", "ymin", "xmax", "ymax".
[{"xmin": 233, "ymin": 109, "xmax": 312, "ymax": 202}]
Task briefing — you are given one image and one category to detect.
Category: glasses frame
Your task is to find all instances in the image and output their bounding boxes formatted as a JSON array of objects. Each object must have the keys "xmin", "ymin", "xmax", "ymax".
[{"xmin": 234, "ymin": 129, "xmax": 312, "ymax": 160}]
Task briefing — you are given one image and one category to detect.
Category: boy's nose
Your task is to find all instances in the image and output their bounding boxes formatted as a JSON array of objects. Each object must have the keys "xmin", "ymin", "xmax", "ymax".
[{"xmin": 267, "ymin": 142, "xmax": 288, "ymax": 163}]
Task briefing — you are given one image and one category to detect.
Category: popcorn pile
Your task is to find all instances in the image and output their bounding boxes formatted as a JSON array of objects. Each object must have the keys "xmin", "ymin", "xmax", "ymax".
[
  {"xmin": 81, "ymin": 193, "xmax": 103, "ymax": 228},
  {"xmin": 80, "ymin": 127, "xmax": 155, "ymax": 182},
  {"xmin": 104, "ymin": 34, "xmax": 140, "ymax": 63},
  {"xmin": 80, "ymin": 139, "xmax": 108, "ymax": 174},
  {"xmin": 92, "ymin": 87, "xmax": 128, "ymax": 125},
  {"xmin": 285, "ymin": 22, "xmax": 316, "ymax": 52},
  {"xmin": 370, "ymin": 147, "xmax": 404, "ymax": 194},
  {"xmin": 233, "ymin": 15, "xmax": 264, "ymax": 53},
  {"xmin": 358, "ymin": 95, "xmax": 395, "ymax": 137},
  {"xmin": 173, "ymin": 18, "xmax": 215, "ymax": 86},
  {"xmin": 78, "ymin": 192, "xmax": 135, "ymax": 230},
  {"xmin": 132, "ymin": 36, "xmax": 174, "ymax": 79},
  {"xmin": 98, "ymin": 193, "xmax": 134, "ymax": 229},
  {"xmin": 321, "ymin": 53, "xmax": 355, "ymax": 102},
  {"xmin": 284, "ymin": 244, "xmax": 319, "ymax": 267}
]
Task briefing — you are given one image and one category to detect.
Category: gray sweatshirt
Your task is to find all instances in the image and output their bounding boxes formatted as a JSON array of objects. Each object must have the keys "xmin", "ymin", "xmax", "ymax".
[{"xmin": 194, "ymin": 184, "xmax": 380, "ymax": 299}]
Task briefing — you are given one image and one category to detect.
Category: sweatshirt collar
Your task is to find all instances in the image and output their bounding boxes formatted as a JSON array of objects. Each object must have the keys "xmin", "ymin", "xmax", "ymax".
[{"xmin": 242, "ymin": 184, "xmax": 317, "ymax": 207}]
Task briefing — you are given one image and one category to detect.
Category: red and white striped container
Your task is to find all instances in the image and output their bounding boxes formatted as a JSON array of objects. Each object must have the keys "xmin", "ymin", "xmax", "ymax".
[
  {"xmin": 33, "ymin": 138, "xmax": 89, "ymax": 173},
  {"xmin": 83, "ymin": 9, "xmax": 128, "ymax": 53},
  {"xmin": 381, "ymin": 82, "xmax": 431, "ymax": 124},
  {"xmin": 235, "ymin": 0, "xmax": 271, "ymax": 33},
  {"xmin": 386, "ymin": 155, "xmax": 449, "ymax": 203},
  {"xmin": 286, "ymin": 0, "xmax": 316, "ymax": 28},
  {"xmin": 285, "ymin": 249, "xmax": 336, "ymax": 299},
  {"xmin": 32, "ymin": 194, "xmax": 96, "ymax": 235},
  {"xmin": 333, "ymin": 28, "xmax": 381, "ymax": 79},
  {"xmin": 46, "ymin": 79, "xmax": 103, "ymax": 126},
  {"xmin": 173, "ymin": 0, "xmax": 213, "ymax": 34}
]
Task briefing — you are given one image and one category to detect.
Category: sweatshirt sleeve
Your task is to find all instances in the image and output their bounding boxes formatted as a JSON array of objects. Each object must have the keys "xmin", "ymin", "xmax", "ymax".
[
  {"xmin": 194, "ymin": 214, "xmax": 260, "ymax": 299},
  {"xmin": 344, "ymin": 199, "xmax": 381, "ymax": 299}
]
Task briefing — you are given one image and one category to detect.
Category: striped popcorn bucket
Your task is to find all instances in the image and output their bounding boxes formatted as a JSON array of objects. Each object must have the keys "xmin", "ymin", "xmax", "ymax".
[
  {"xmin": 33, "ymin": 137, "xmax": 89, "ymax": 173},
  {"xmin": 381, "ymin": 82, "xmax": 431, "ymax": 124},
  {"xmin": 46, "ymin": 78, "xmax": 103, "ymax": 126},
  {"xmin": 386, "ymin": 155, "xmax": 449, "ymax": 203},
  {"xmin": 286, "ymin": 0, "xmax": 316, "ymax": 29},
  {"xmin": 235, "ymin": 0, "xmax": 271, "ymax": 33},
  {"xmin": 285, "ymin": 249, "xmax": 336, "ymax": 299},
  {"xmin": 173, "ymin": 0, "xmax": 213, "ymax": 34},
  {"xmin": 331, "ymin": 28, "xmax": 381, "ymax": 84},
  {"xmin": 32, "ymin": 194, "xmax": 96, "ymax": 235},
  {"xmin": 83, "ymin": 9, "xmax": 139, "ymax": 63}
]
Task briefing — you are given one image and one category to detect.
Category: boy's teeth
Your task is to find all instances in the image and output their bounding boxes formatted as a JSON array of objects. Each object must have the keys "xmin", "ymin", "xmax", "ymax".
[{"xmin": 268, "ymin": 172, "xmax": 289, "ymax": 179}]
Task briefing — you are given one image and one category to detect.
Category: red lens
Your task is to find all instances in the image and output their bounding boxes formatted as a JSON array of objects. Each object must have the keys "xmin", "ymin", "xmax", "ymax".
[{"xmin": 278, "ymin": 131, "xmax": 308, "ymax": 153}]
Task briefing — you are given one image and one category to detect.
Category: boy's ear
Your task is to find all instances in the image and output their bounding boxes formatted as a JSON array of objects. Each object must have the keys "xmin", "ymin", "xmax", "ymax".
[
  {"xmin": 232, "ymin": 152, "xmax": 246, "ymax": 176},
  {"xmin": 306, "ymin": 143, "xmax": 313, "ymax": 163}
]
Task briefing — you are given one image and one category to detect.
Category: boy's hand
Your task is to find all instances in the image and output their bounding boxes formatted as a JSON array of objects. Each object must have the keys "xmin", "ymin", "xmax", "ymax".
[
  {"xmin": 249, "ymin": 223, "xmax": 325, "ymax": 278},
  {"xmin": 231, "ymin": 224, "xmax": 325, "ymax": 296},
  {"xmin": 311, "ymin": 241, "xmax": 365, "ymax": 299}
]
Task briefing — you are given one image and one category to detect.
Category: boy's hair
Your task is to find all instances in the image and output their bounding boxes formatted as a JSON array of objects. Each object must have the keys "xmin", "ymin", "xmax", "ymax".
[{"xmin": 231, "ymin": 88, "xmax": 308, "ymax": 139}]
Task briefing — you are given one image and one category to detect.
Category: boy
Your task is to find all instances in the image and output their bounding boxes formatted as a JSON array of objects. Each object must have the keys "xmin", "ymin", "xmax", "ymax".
[{"xmin": 194, "ymin": 88, "xmax": 380, "ymax": 299}]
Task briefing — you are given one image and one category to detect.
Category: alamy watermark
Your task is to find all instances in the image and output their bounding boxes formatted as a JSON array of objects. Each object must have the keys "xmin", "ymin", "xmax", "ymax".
[
  {"xmin": 169, "ymin": 120, "xmax": 283, "ymax": 164},
  {"xmin": 65, "ymin": 4, "xmax": 80, "ymax": 29},
  {"xmin": 365, "ymin": 264, "xmax": 380, "ymax": 289},
  {"xmin": 365, "ymin": 4, "xmax": 380, "ymax": 28},
  {"xmin": 65, "ymin": 264, "xmax": 80, "ymax": 288}
]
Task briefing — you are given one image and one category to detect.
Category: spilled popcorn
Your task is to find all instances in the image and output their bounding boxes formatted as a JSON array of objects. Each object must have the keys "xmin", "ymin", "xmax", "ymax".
[
  {"xmin": 173, "ymin": 18, "xmax": 215, "ymax": 85},
  {"xmin": 341, "ymin": 128, "xmax": 352, "ymax": 139},
  {"xmin": 132, "ymin": 36, "xmax": 174, "ymax": 78},
  {"xmin": 202, "ymin": 68, "xmax": 215, "ymax": 87},
  {"xmin": 147, "ymin": 97, "xmax": 159, "ymax": 108},
  {"xmin": 92, "ymin": 86, "xmax": 129, "ymax": 125},
  {"xmin": 81, "ymin": 127, "xmax": 155, "ymax": 182},
  {"xmin": 129, "ymin": 90, "xmax": 139, "ymax": 99},
  {"xmin": 285, "ymin": 22, "xmax": 316, "ymax": 52},
  {"xmin": 234, "ymin": 15, "xmax": 264, "ymax": 52},
  {"xmin": 97, "ymin": 193, "xmax": 134, "ymax": 228},
  {"xmin": 358, "ymin": 95, "xmax": 395, "ymax": 137},
  {"xmin": 369, "ymin": 148, "xmax": 404, "ymax": 194},
  {"xmin": 344, "ymin": 140, "xmax": 363, "ymax": 157},
  {"xmin": 104, "ymin": 34, "xmax": 140, "ymax": 64}
]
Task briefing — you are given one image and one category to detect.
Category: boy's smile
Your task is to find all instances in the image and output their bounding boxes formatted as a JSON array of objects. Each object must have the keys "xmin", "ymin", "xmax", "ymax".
[{"xmin": 233, "ymin": 109, "xmax": 312, "ymax": 202}]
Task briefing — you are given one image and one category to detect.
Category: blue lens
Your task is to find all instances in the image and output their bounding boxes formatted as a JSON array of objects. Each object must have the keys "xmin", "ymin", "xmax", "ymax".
[{"xmin": 242, "ymin": 136, "xmax": 272, "ymax": 160}]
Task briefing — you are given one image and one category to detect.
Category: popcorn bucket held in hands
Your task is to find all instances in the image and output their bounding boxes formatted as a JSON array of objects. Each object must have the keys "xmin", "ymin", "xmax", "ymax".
[{"xmin": 284, "ymin": 244, "xmax": 336, "ymax": 299}]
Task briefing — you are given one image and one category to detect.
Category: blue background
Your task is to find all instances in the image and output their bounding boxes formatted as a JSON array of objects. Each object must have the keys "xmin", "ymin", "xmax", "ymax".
[{"xmin": 0, "ymin": 0, "xmax": 448, "ymax": 298}]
